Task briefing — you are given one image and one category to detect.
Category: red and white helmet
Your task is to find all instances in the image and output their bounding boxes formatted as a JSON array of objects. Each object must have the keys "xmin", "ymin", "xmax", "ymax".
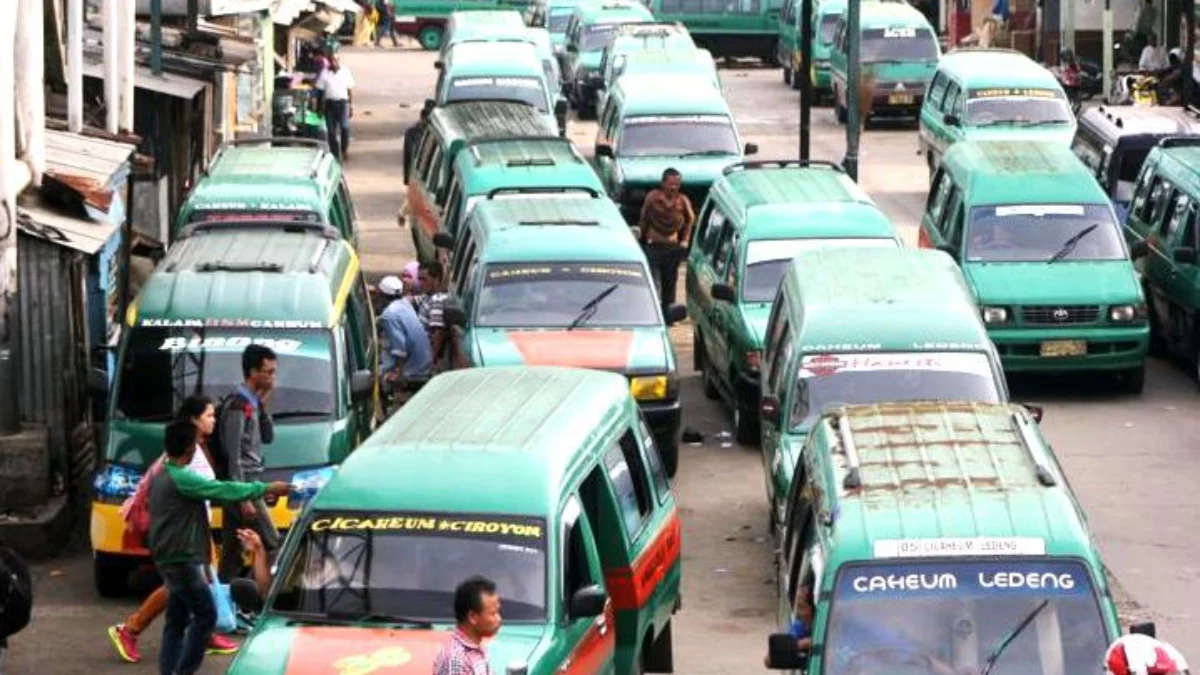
[{"xmin": 1106, "ymin": 635, "xmax": 1190, "ymax": 675}]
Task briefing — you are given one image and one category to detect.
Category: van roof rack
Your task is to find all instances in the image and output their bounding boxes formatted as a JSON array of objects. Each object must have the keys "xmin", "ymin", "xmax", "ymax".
[
  {"xmin": 180, "ymin": 219, "xmax": 340, "ymax": 240},
  {"xmin": 487, "ymin": 186, "xmax": 600, "ymax": 198},
  {"xmin": 196, "ymin": 261, "xmax": 285, "ymax": 273},
  {"xmin": 466, "ymin": 135, "xmax": 572, "ymax": 164},
  {"xmin": 723, "ymin": 159, "xmax": 844, "ymax": 175},
  {"xmin": 204, "ymin": 136, "xmax": 330, "ymax": 177},
  {"xmin": 1009, "ymin": 410, "xmax": 1058, "ymax": 487},
  {"xmin": 832, "ymin": 412, "xmax": 863, "ymax": 490}
]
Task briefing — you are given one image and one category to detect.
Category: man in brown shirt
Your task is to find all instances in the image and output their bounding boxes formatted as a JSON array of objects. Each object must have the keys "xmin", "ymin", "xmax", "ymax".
[{"xmin": 638, "ymin": 168, "xmax": 695, "ymax": 320}]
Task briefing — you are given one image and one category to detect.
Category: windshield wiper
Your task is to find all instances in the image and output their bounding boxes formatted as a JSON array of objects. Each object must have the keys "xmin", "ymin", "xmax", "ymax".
[
  {"xmin": 326, "ymin": 611, "xmax": 434, "ymax": 629},
  {"xmin": 271, "ymin": 410, "xmax": 332, "ymax": 420},
  {"xmin": 567, "ymin": 283, "xmax": 619, "ymax": 331},
  {"xmin": 678, "ymin": 149, "xmax": 732, "ymax": 157},
  {"xmin": 1048, "ymin": 223, "xmax": 1099, "ymax": 263},
  {"xmin": 1015, "ymin": 119, "xmax": 1071, "ymax": 126},
  {"xmin": 980, "ymin": 599, "xmax": 1050, "ymax": 675}
]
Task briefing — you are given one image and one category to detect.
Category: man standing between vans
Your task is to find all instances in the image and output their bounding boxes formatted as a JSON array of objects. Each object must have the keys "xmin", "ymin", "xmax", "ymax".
[
  {"xmin": 217, "ymin": 344, "xmax": 282, "ymax": 582},
  {"xmin": 639, "ymin": 168, "xmax": 694, "ymax": 320},
  {"xmin": 316, "ymin": 54, "xmax": 355, "ymax": 161},
  {"xmin": 433, "ymin": 576, "xmax": 503, "ymax": 675}
]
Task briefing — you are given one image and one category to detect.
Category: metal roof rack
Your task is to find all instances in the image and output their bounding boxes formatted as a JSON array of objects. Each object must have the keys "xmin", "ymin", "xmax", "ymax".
[
  {"xmin": 203, "ymin": 136, "xmax": 330, "ymax": 177},
  {"xmin": 487, "ymin": 186, "xmax": 600, "ymax": 198},
  {"xmin": 722, "ymin": 159, "xmax": 844, "ymax": 175},
  {"xmin": 1009, "ymin": 410, "xmax": 1058, "ymax": 487},
  {"xmin": 466, "ymin": 135, "xmax": 569, "ymax": 164},
  {"xmin": 196, "ymin": 261, "xmax": 284, "ymax": 273},
  {"xmin": 832, "ymin": 413, "xmax": 863, "ymax": 490}
]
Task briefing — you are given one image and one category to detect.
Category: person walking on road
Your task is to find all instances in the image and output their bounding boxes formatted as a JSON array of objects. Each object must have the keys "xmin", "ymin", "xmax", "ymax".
[
  {"xmin": 432, "ymin": 576, "xmax": 503, "ymax": 675},
  {"xmin": 638, "ymin": 168, "xmax": 694, "ymax": 320},
  {"xmin": 108, "ymin": 396, "xmax": 240, "ymax": 663},
  {"xmin": 316, "ymin": 55, "xmax": 355, "ymax": 161},
  {"xmin": 148, "ymin": 421, "xmax": 288, "ymax": 675},
  {"xmin": 375, "ymin": 0, "xmax": 399, "ymax": 47},
  {"xmin": 217, "ymin": 345, "xmax": 283, "ymax": 583}
]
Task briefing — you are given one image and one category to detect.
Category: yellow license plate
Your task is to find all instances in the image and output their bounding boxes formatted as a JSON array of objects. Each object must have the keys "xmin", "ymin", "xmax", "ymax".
[
  {"xmin": 1040, "ymin": 340, "xmax": 1087, "ymax": 357},
  {"xmin": 888, "ymin": 94, "xmax": 914, "ymax": 105}
]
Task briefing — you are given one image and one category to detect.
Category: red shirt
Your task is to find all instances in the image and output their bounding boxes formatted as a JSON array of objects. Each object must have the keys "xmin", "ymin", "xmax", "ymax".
[{"xmin": 432, "ymin": 627, "xmax": 491, "ymax": 675}]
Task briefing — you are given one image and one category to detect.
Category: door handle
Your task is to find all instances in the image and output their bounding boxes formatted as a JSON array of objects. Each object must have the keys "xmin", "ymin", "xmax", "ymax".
[
  {"xmin": 597, "ymin": 614, "xmax": 608, "ymax": 636},
  {"xmin": 559, "ymin": 658, "xmax": 571, "ymax": 672}
]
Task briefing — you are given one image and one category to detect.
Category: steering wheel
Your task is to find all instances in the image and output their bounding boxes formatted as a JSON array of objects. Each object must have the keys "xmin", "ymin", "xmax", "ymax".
[{"xmin": 845, "ymin": 648, "xmax": 938, "ymax": 675}]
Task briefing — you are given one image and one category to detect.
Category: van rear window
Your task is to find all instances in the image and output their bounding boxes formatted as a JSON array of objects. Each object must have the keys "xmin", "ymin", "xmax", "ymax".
[{"xmin": 188, "ymin": 209, "xmax": 322, "ymax": 224}]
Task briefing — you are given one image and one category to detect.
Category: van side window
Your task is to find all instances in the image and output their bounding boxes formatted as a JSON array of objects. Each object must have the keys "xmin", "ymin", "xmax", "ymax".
[
  {"xmin": 415, "ymin": 133, "xmax": 438, "ymax": 182},
  {"xmin": 926, "ymin": 72, "xmax": 948, "ymax": 110},
  {"xmin": 764, "ymin": 289, "xmax": 788, "ymax": 357},
  {"xmin": 938, "ymin": 185, "xmax": 962, "ymax": 238},
  {"xmin": 783, "ymin": 449, "xmax": 815, "ymax": 600},
  {"xmin": 443, "ymin": 175, "xmax": 464, "ymax": 235},
  {"xmin": 765, "ymin": 323, "xmax": 792, "ymax": 394},
  {"xmin": 347, "ymin": 275, "xmax": 375, "ymax": 370},
  {"xmin": 1165, "ymin": 194, "xmax": 1190, "ymax": 239},
  {"xmin": 925, "ymin": 168, "xmax": 945, "ymax": 215},
  {"xmin": 712, "ymin": 223, "xmax": 737, "ymax": 278},
  {"xmin": 699, "ymin": 204, "xmax": 727, "ymax": 255},
  {"xmin": 1139, "ymin": 176, "xmax": 1167, "ymax": 223},
  {"xmin": 458, "ymin": 250, "xmax": 480, "ymax": 305},
  {"xmin": 638, "ymin": 415, "xmax": 671, "ymax": 498},
  {"xmin": 452, "ymin": 227, "xmax": 474, "ymax": 286},
  {"xmin": 1180, "ymin": 205, "xmax": 1199, "ymax": 250},
  {"xmin": 1071, "ymin": 131, "xmax": 1104, "ymax": 178},
  {"xmin": 562, "ymin": 499, "xmax": 598, "ymax": 604},
  {"xmin": 928, "ymin": 171, "xmax": 953, "ymax": 223},
  {"xmin": 605, "ymin": 436, "xmax": 652, "ymax": 538},
  {"xmin": 789, "ymin": 378, "xmax": 809, "ymax": 427},
  {"xmin": 942, "ymin": 82, "xmax": 960, "ymax": 114},
  {"xmin": 1149, "ymin": 181, "xmax": 1176, "ymax": 232}
]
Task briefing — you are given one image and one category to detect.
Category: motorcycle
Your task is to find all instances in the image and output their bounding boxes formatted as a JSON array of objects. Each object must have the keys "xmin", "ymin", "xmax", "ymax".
[
  {"xmin": 272, "ymin": 77, "xmax": 328, "ymax": 142},
  {"xmin": 1110, "ymin": 72, "xmax": 1161, "ymax": 106}
]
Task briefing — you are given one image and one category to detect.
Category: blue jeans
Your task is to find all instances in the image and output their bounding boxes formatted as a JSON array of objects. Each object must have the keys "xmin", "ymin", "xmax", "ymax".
[
  {"xmin": 158, "ymin": 564, "xmax": 215, "ymax": 675},
  {"xmin": 325, "ymin": 99, "xmax": 350, "ymax": 161}
]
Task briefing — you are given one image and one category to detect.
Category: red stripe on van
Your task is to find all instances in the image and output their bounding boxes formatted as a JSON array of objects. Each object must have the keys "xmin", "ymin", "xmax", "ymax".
[{"xmin": 604, "ymin": 510, "xmax": 682, "ymax": 611}]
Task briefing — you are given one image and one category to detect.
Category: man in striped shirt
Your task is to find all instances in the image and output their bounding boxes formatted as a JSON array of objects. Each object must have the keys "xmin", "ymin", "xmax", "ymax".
[{"xmin": 433, "ymin": 576, "xmax": 502, "ymax": 675}]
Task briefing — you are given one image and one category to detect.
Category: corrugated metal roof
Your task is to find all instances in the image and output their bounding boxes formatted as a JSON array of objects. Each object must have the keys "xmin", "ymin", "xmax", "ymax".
[
  {"xmin": 16, "ymin": 197, "xmax": 120, "ymax": 256},
  {"xmin": 43, "ymin": 129, "xmax": 135, "ymax": 210},
  {"xmin": 82, "ymin": 59, "xmax": 207, "ymax": 99}
]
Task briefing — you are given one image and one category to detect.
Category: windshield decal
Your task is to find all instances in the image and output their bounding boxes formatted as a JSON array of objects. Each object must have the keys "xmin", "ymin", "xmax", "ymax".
[
  {"xmin": 140, "ymin": 318, "xmax": 325, "ymax": 329},
  {"xmin": 190, "ymin": 210, "xmax": 321, "ymax": 223},
  {"xmin": 625, "ymin": 115, "xmax": 729, "ymax": 125},
  {"xmin": 874, "ymin": 537, "xmax": 1047, "ymax": 558},
  {"xmin": 994, "ymin": 204, "xmax": 1086, "ymax": 217},
  {"xmin": 841, "ymin": 561, "xmax": 1092, "ymax": 598},
  {"xmin": 486, "ymin": 263, "xmax": 646, "ymax": 284},
  {"xmin": 158, "ymin": 336, "xmax": 303, "ymax": 353},
  {"xmin": 881, "ymin": 26, "xmax": 916, "ymax": 38},
  {"xmin": 970, "ymin": 87, "xmax": 1061, "ymax": 99},
  {"xmin": 192, "ymin": 201, "xmax": 315, "ymax": 211},
  {"xmin": 309, "ymin": 514, "xmax": 545, "ymax": 540},
  {"xmin": 800, "ymin": 352, "xmax": 993, "ymax": 379},
  {"xmin": 452, "ymin": 77, "xmax": 541, "ymax": 89}
]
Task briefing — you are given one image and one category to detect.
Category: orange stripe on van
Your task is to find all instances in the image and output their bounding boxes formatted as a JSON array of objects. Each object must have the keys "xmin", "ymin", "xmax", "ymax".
[
  {"xmin": 918, "ymin": 228, "xmax": 932, "ymax": 249},
  {"xmin": 604, "ymin": 510, "xmax": 682, "ymax": 611},
  {"xmin": 508, "ymin": 331, "xmax": 635, "ymax": 370}
]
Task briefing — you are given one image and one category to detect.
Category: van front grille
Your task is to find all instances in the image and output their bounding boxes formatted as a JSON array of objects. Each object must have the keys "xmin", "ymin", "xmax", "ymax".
[{"xmin": 1020, "ymin": 305, "xmax": 1100, "ymax": 325}]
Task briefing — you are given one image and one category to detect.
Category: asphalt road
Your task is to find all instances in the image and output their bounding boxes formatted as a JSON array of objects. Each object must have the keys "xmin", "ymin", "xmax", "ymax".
[{"xmin": 7, "ymin": 44, "xmax": 1197, "ymax": 675}]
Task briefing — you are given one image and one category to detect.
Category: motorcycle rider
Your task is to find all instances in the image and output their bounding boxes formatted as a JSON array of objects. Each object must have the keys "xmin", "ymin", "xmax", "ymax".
[{"xmin": 1105, "ymin": 635, "xmax": 1189, "ymax": 675}]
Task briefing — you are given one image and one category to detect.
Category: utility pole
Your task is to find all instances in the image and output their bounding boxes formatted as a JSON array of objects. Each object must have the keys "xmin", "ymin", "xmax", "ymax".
[
  {"xmin": 798, "ymin": 0, "xmax": 813, "ymax": 159},
  {"xmin": 1186, "ymin": 0, "xmax": 1195, "ymax": 109},
  {"xmin": 1102, "ymin": 0, "xmax": 1113, "ymax": 102},
  {"xmin": 151, "ymin": 0, "xmax": 163, "ymax": 75},
  {"xmin": 843, "ymin": 0, "xmax": 861, "ymax": 181}
]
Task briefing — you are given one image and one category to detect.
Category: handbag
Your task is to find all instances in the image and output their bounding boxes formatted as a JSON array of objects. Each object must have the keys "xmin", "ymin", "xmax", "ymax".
[
  {"xmin": 208, "ymin": 567, "xmax": 237, "ymax": 634},
  {"xmin": 120, "ymin": 456, "xmax": 165, "ymax": 548}
]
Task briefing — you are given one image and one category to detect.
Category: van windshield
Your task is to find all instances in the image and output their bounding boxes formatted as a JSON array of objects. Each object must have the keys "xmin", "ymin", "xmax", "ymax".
[
  {"xmin": 187, "ymin": 209, "xmax": 323, "ymax": 224},
  {"xmin": 477, "ymin": 262, "xmax": 661, "ymax": 328},
  {"xmin": 861, "ymin": 27, "xmax": 938, "ymax": 63},
  {"xmin": 818, "ymin": 15, "xmax": 839, "ymax": 45},
  {"xmin": 582, "ymin": 23, "xmax": 621, "ymax": 52},
  {"xmin": 115, "ymin": 327, "xmax": 335, "ymax": 422},
  {"xmin": 272, "ymin": 511, "xmax": 547, "ymax": 622},
  {"xmin": 824, "ymin": 560, "xmax": 1108, "ymax": 675},
  {"xmin": 790, "ymin": 351, "xmax": 1001, "ymax": 430},
  {"xmin": 742, "ymin": 238, "xmax": 898, "ymax": 302},
  {"xmin": 966, "ymin": 89, "xmax": 1073, "ymax": 127},
  {"xmin": 965, "ymin": 204, "xmax": 1125, "ymax": 263},
  {"xmin": 447, "ymin": 77, "xmax": 548, "ymax": 112},
  {"xmin": 618, "ymin": 115, "xmax": 739, "ymax": 157},
  {"xmin": 548, "ymin": 10, "xmax": 571, "ymax": 32}
]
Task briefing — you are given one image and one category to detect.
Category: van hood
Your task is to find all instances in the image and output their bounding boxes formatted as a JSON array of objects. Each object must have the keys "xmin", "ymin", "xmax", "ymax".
[
  {"xmin": 616, "ymin": 155, "xmax": 739, "ymax": 188},
  {"xmin": 960, "ymin": 124, "xmax": 1076, "ymax": 145},
  {"xmin": 742, "ymin": 303, "xmax": 772, "ymax": 347},
  {"xmin": 963, "ymin": 260, "xmax": 1142, "ymax": 306},
  {"xmin": 226, "ymin": 620, "xmax": 545, "ymax": 675},
  {"xmin": 472, "ymin": 327, "xmax": 671, "ymax": 372},
  {"xmin": 106, "ymin": 418, "xmax": 340, "ymax": 469}
]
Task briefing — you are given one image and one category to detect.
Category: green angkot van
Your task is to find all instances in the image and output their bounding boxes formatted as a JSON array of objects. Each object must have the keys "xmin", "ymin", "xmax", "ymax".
[
  {"xmin": 919, "ymin": 48, "xmax": 1075, "ymax": 176},
  {"xmin": 597, "ymin": 47, "xmax": 720, "ymax": 117},
  {"xmin": 778, "ymin": 0, "xmax": 892, "ymax": 94},
  {"xmin": 90, "ymin": 223, "xmax": 378, "ymax": 596},
  {"xmin": 685, "ymin": 160, "xmax": 902, "ymax": 444},
  {"xmin": 440, "ymin": 8, "xmax": 529, "ymax": 59},
  {"xmin": 525, "ymin": 0, "xmax": 578, "ymax": 57},
  {"xmin": 437, "ymin": 195, "xmax": 686, "ymax": 476},
  {"xmin": 595, "ymin": 73, "xmax": 757, "ymax": 223},
  {"xmin": 563, "ymin": 0, "xmax": 655, "ymax": 118},
  {"xmin": 645, "ymin": 0, "xmax": 783, "ymax": 62},
  {"xmin": 595, "ymin": 22, "xmax": 699, "ymax": 113},
  {"xmin": 828, "ymin": 1, "xmax": 939, "ymax": 125},
  {"xmin": 177, "ymin": 139, "xmax": 358, "ymax": 247},
  {"xmin": 441, "ymin": 136, "xmax": 606, "ymax": 239},
  {"xmin": 758, "ymin": 248, "xmax": 1008, "ymax": 529},
  {"xmin": 226, "ymin": 366, "xmax": 681, "ymax": 675},
  {"xmin": 766, "ymin": 401, "xmax": 1125, "ymax": 674},
  {"xmin": 436, "ymin": 40, "xmax": 568, "ymax": 135},
  {"xmin": 920, "ymin": 140, "xmax": 1149, "ymax": 392}
]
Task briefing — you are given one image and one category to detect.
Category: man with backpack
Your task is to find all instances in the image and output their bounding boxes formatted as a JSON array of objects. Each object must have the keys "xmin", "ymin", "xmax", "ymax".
[
  {"xmin": 0, "ymin": 540, "xmax": 31, "ymax": 675},
  {"xmin": 215, "ymin": 345, "xmax": 283, "ymax": 582}
]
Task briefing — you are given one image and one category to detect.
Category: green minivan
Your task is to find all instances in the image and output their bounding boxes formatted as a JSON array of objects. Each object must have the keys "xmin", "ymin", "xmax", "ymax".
[
  {"xmin": 644, "ymin": 0, "xmax": 784, "ymax": 63},
  {"xmin": 440, "ymin": 136, "xmax": 607, "ymax": 240},
  {"xmin": 920, "ymin": 140, "xmax": 1150, "ymax": 391},
  {"xmin": 177, "ymin": 139, "xmax": 358, "ymax": 247},
  {"xmin": 563, "ymin": 0, "xmax": 655, "ymax": 118},
  {"xmin": 765, "ymin": 400, "xmax": 1127, "ymax": 674},
  {"xmin": 595, "ymin": 22, "xmax": 699, "ymax": 113},
  {"xmin": 436, "ymin": 195, "xmax": 686, "ymax": 476},
  {"xmin": 525, "ymin": 0, "xmax": 579, "ymax": 58},
  {"xmin": 595, "ymin": 73, "xmax": 758, "ymax": 223},
  {"xmin": 1122, "ymin": 138, "xmax": 1200, "ymax": 377},
  {"xmin": 435, "ymin": 40, "xmax": 569, "ymax": 135},
  {"xmin": 685, "ymin": 160, "xmax": 902, "ymax": 444},
  {"xmin": 89, "ymin": 223, "xmax": 378, "ymax": 596},
  {"xmin": 778, "ymin": 0, "xmax": 883, "ymax": 94},
  {"xmin": 597, "ymin": 47, "xmax": 720, "ymax": 117},
  {"xmin": 439, "ymin": 8, "xmax": 529, "ymax": 58},
  {"xmin": 226, "ymin": 366, "xmax": 681, "ymax": 675},
  {"xmin": 758, "ymin": 247, "xmax": 1008, "ymax": 528},
  {"xmin": 828, "ymin": 1, "xmax": 939, "ymax": 125},
  {"xmin": 919, "ymin": 48, "xmax": 1075, "ymax": 177},
  {"xmin": 408, "ymin": 100, "xmax": 558, "ymax": 264}
]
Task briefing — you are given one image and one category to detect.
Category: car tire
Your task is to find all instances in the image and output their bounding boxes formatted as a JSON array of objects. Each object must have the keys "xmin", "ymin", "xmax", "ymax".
[
  {"xmin": 94, "ymin": 555, "xmax": 132, "ymax": 598},
  {"xmin": 734, "ymin": 400, "xmax": 760, "ymax": 446},
  {"xmin": 417, "ymin": 24, "xmax": 444, "ymax": 51},
  {"xmin": 644, "ymin": 621, "xmax": 674, "ymax": 672},
  {"xmin": 835, "ymin": 96, "xmax": 847, "ymax": 124},
  {"xmin": 702, "ymin": 360, "xmax": 720, "ymax": 400},
  {"xmin": 1145, "ymin": 293, "xmax": 1167, "ymax": 357},
  {"xmin": 783, "ymin": 66, "xmax": 793, "ymax": 86},
  {"xmin": 659, "ymin": 437, "xmax": 679, "ymax": 479},
  {"xmin": 692, "ymin": 330, "xmax": 703, "ymax": 372},
  {"xmin": 1119, "ymin": 364, "xmax": 1146, "ymax": 394}
]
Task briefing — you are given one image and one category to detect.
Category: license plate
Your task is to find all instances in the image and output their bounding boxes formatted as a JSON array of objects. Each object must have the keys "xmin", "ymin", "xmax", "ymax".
[
  {"xmin": 395, "ymin": 15, "xmax": 416, "ymax": 22},
  {"xmin": 888, "ymin": 94, "xmax": 914, "ymax": 105},
  {"xmin": 1040, "ymin": 340, "xmax": 1087, "ymax": 357}
]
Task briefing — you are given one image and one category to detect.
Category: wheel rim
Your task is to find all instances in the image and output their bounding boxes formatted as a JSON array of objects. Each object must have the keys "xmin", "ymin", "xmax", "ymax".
[
  {"xmin": 733, "ymin": 406, "xmax": 740, "ymax": 432},
  {"xmin": 420, "ymin": 28, "xmax": 442, "ymax": 50}
]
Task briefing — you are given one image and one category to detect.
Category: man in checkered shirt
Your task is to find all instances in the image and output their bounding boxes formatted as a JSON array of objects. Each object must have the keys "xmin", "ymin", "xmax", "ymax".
[{"xmin": 433, "ymin": 576, "xmax": 502, "ymax": 675}]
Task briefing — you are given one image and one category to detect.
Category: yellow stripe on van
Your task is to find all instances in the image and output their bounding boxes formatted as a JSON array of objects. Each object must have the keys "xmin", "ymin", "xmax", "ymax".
[{"xmin": 329, "ymin": 242, "xmax": 359, "ymax": 327}]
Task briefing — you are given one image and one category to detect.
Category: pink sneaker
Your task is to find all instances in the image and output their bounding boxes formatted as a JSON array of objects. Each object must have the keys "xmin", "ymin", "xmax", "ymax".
[
  {"xmin": 207, "ymin": 632, "xmax": 240, "ymax": 655},
  {"xmin": 107, "ymin": 623, "xmax": 142, "ymax": 663}
]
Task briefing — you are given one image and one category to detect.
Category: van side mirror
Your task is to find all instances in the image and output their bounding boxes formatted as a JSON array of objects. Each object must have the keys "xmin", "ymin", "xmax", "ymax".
[
  {"xmin": 760, "ymin": 395, "xmax": 780, "ymax": 425},
  {"xmin": 744, "ymin": 142, "xmax": 759, "ymax": 156},
  {"xmin": 665, "ymin": 304, "xmax": 687, "ymax": 325},
  {"xmin": 230, "ymin": 578, "xmax": 263, "ymax": 614},
  {"xmin": 1174, "ymin": 246, "xmax": 1197, "ymax": 264},
  {"xmin": 711, "ymin": 283, "xmax": 736, "ymax": 302},
  {"xmin": 568, "ymin": 584, "xmax": 607, "ymax": 619},
  {"xmin": 944, "ymin": 113, "xmax": 961, "ymax": 127},
  {"xmin": 351, "ymin": 369, "xmax": 373, "ymax": 400},
  {"xmin": 595, "ymin": 143, "xmax": 614, "ymax": 159},
  {"xmin": 434, "ymin": 60, "xmax": 444, "ymax": 70},
  {"xmin": 87, "ymin": 367, "xmax": 109, "ymax": 399},
  {"xmin": 1129, "ymin": 240, "xmax": 1150, "ymax": 259},
  {"xmin": 424, "ymin": 98, "xmax": 436, "ymax": 110},
  {"xmin": 442, "ymin": 305, "xmax": 468, "ymax": 328},
  {"xmin": 1021, "ymin": 403, "xmax": 1044, "ymax": 423},
  {"xmin": 555, "ymin": 98, "xmax": 568, "ymax": 117},
  {"xmin": 766, "ymin": 632, "xmax": 809, "ymax": 670},
  {"xmin": 433, "ymin": 232, "xmax": 456, "ymax": 250},
  {"xmin": 1129, "ymin": 621, "xmax": 1156, "ymax": 637}
]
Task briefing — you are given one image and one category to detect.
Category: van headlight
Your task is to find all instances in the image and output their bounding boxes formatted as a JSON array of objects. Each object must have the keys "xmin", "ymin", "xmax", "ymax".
[
  {"xmin": 287, "ymin": 466, "xmax": 337, "ymax": 511},
  {"xmin": 93, "ymin": 463, "xmax": 144, "ymax": 504},
  {"xmin": 630, "ymin": 375, "xmax": 671, "ymax": 401},
  {"xmin": 981, "ymin": 306, "xmax": 1010, "ymax": 324},
  {"xmin": 1109, "ymin": 304, "xmax": 1146, "ymax": 322}
]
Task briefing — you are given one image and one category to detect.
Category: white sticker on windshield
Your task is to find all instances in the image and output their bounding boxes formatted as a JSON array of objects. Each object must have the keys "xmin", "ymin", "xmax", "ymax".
[
  {"xmin": 453, "ymin": 77, "xmax": 540, "ymax": 89},
  {"xmin": 873, "ymin": 537, "xmax": 1047, "ymax": 559},
  {"xmin": 883, "ymin": 26, "xmax": 916, "ymax": 38},
  {"xmin": 994, "ymin": 204, "xmax": 1085, "ymax": 217},
  {"xmin": 799, "ymin": 352, "xmax": 992, "ymax": 378},
  {"xmin": 158, "ymin": 336, "xmax": 303, "ymax": 353}
]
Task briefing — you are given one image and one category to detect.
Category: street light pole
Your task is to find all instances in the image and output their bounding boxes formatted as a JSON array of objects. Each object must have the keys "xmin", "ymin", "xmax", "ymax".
[
  {"xmin": 1186, "ymin": 0, "xmax": 1195, "ymax": 109},
  {"xmin": 843, "ymin": 0, "xmax": 861, "ymax": 181},
  {"xmin": 799, "ymin": 0, "xmax": 813, "ymax": 159},
  {"xmin": 1101, "ymin": 0, "xmax": 1112, "ymax": 102}
]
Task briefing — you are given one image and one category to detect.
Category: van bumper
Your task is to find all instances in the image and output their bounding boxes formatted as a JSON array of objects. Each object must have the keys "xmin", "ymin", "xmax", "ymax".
[
  {"xmin": 640, "ymin": 398, "xmax": 682, "ymax": 445},
  {"xmin": 988, "ymin": 324, "xmax": 1149, "ymax": 372}
]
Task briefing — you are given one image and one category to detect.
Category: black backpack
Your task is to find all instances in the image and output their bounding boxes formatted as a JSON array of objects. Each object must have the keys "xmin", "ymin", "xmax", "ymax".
[
  {"xmin": 0, "ymin": 543, "xmax": 31, "ymax": 642},
  {"xmin": 206, "ymin": 392, "xmax": 241, "ymax": 480}
]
